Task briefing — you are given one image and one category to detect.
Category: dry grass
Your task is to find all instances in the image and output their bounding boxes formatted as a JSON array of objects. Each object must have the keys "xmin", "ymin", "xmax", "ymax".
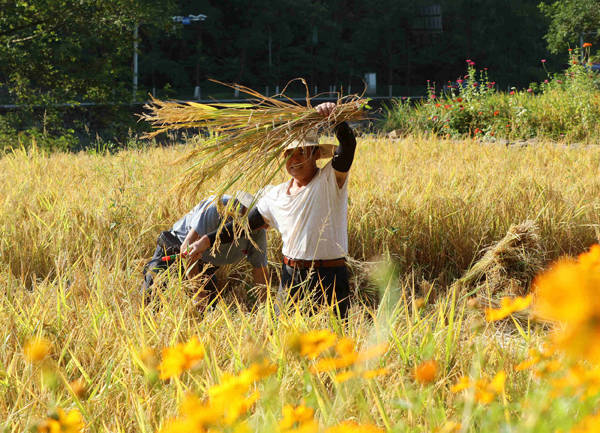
[
  {"xmin": 141, "ymin": 81, "xmax": 367, "ymax": 198},
  {"xmin": 1, "ymin": 135, "xmax": 599, "ymax": 431}
]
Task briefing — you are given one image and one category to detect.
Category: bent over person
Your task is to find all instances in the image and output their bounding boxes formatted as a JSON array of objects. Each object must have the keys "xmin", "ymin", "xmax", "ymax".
[
  {"xmin": 141, "ymin": 192, "xmax": 268, "ymax": 306},
  {"xmin": 185, "ymin": 102, "xmax": 356, "ymax": 318}
]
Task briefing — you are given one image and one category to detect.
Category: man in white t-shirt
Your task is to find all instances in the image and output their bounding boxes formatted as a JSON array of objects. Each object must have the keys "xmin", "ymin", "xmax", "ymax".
[{"xmin": 185, "ymin": 102, "xmax": 356, "ymax": 318}]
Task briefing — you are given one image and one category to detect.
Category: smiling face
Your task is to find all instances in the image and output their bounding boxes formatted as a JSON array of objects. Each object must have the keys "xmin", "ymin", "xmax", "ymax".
[{"xmin": 284, "ymin": 146, "xmax": 320, "ymax": 180}]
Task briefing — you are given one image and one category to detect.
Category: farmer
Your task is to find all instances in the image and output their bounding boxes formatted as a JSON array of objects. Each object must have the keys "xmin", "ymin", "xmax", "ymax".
[
  {"xmin": 185, "ymin": 102, "xmax": 356, "ymax": 318},
  {"xmin": 141, "ymin": 191, "xmax": 268, "ymax": 307}
]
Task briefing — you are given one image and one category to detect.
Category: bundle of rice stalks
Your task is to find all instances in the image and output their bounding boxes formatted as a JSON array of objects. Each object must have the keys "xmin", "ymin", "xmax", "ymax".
[
  {"xmin": 453, "ymin": 220, "xmax": 545, "ymax": 300},
  {"xmin": 141, "ymin": 79, "xmax": 369, "ymax": 198}
]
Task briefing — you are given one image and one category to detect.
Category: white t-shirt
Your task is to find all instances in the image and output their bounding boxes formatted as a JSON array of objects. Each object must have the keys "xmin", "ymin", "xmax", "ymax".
[{"xmin": 257, "ymin": 161, "xmax": 348, "ymax": 260}]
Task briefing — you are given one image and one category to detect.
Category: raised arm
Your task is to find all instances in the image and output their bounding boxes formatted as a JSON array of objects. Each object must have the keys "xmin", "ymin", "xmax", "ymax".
[
  {"xmin": 331, "ymin": 121, "xmax": 357, "ymax": 188},
  {"xmin": 314, "ymin": 102, "xmax": 357, "ymax": 188}
]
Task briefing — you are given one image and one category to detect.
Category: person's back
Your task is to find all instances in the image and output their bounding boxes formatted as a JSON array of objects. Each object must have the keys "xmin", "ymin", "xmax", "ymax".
[{"xmin": 141, "ymin": 193, "xmax": 267, "ymax": 306}]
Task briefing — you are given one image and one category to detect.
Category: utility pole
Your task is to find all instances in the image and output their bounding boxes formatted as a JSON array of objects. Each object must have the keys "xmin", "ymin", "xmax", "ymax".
[{"xmin": 133, "ymin": 23, "xmax": 139, "ymax": 102}]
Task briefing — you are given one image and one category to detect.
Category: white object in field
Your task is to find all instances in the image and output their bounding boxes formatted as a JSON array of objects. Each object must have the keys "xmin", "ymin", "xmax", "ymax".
[{"xmin": 365, "ymin": 73, "xmax": 376, "ymax": 95}]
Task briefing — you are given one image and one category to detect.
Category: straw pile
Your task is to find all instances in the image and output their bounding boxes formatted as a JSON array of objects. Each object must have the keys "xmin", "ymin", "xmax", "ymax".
[
  {"xmin": 141, "ymin": 79, "xmax": 369, "ymax": 197},
  {"xmin": 453, "ymin": 220, "xmax": 545, "ymax": 301}
]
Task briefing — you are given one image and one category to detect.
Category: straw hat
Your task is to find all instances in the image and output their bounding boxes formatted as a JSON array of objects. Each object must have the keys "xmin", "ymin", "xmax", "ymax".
[{"xmin": 285, "ymin": 132, "xmax": 336, "ymax": 159}]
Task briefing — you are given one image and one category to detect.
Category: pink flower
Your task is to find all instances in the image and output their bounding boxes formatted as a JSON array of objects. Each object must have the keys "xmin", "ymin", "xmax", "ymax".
[
  {"xmin": 527, "ymin": 88, "xmax": 533, "ymax": 93},
  {"xmin": 544, "ymin": 79, "xmax": 549, "ymax": 84},
  {"xmin": 473, "ymin": 82, "xmax": 478, "ymax": 87},
  {"xmin": 484, "ymin": 67, "xmax": 488, "ymax": 71},
  {"xmin": 430, "ymin": 94, "xmax": 436, "ymax": 99},
  {"xmin": 541, "ymin": 59, "xmax": 546, "ymax": 63},
  {"xmin": 490, "ymin": 81, "xmax": 496, "ymax": 85},
  {"xmin": 432, "ymin": 116, "xmax": 439, "ymax": 121},
  {"xmin": 509, "ymin": 91, "xmax": 515, "ymax": 95},
  {"xmin": 457, "ymin": 79, "xmax": 463, "ymax": 84}
]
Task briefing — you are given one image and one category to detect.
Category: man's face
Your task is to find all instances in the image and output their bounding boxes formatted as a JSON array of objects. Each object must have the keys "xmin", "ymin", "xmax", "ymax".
[{"xmin": 284, "ymin": 146, "xmax": 319, "ymax": 178}]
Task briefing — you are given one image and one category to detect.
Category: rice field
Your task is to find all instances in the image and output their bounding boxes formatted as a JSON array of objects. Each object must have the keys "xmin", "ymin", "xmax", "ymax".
[{"xmin": 2, "ymin": 135, "xmax": 600, "ymax": 432}]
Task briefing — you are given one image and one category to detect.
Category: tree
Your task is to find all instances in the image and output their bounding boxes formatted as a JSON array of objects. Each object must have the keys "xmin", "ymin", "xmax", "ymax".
[
  {"xmin": 539, "ymin": 0, "xmax": 600, "ymax": 53},
  {"xmin": 0, "ymin": 0, "xmax": 177, "ymax": 105}
]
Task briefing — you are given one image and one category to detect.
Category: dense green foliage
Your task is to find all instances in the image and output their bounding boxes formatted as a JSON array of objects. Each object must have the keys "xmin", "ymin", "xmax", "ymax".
[
  {"xmin": 381, "ymin": 48, "xmax": 600, "ymax": 142},
  {"xmin": 0, "ymin": 0, "xmax": 597, "ymax": 149},
  {"xmin": 539, "ymin": 0, "xmax": 600, "ymax": 54}
]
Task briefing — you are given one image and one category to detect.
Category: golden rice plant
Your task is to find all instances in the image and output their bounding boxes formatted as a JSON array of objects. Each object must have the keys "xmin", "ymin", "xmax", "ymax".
[{"xmin": 141, "ymin": 79, "xmax": 369, "ymax": 197}]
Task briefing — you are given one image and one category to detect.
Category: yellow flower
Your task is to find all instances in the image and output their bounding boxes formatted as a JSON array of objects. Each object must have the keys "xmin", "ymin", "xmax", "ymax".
[
  {"xmin": 24, "ymin": 337, "xmax": 51, "ymax": 362},
  {"xmin": 334, "ymin": 370, "xmax": 358, "ymax": 383},
  {"xmin": 295, "ymin": 330, "xmax": 337, "ymax": 359},
  {"xmin": 158, "ymin": 336, "xmax": 205, "ymax": 380},
  {"xmin": 571, "ymin": 411, "xmax": 600, "ymax": 433},
  {"xmin": 450, "ymin": 371, "xmax": 506, "ymax": 404},
  {"xmin": 37, "ymin": 409, "xmax": 84, "ymax": 433},
  {"xmin": 485, "ymin": 295, "xmax": 533, "ymax": 321},
  {"xmin": 362, "ymin": 367, "xmax": 390, "ymax": 379},
  {"xmin": 335, "ymin": 337, "xmax": 356, "ymax": 356},
  {"xmin": 179, "ymin": 394, "xmax": 222, "ymax": 426},
  {"xmin": 414, "ymin": 359, "xmax": 438, "ymax": 384},
  {"xmin": 435, "ymin": 421, "xmax": 462, "ymax": 433},
  {"xmin": 450, "ymin": 376, "xmax": 471, "ymax": 393},
  {"xmin": 533, "ymin": 245, "xmax": 600, "ymax": 362},
  {"xmin": 311, "ymin": 353, "xmax": 358, "ymax": 373},
  {"xmin": 356, "ymin": 343, "xmax": 388, "ymax": 362},
  {"xmin": 279, "ymin": 404, "xmax": 316, "ymax": 431},
  {"xmin": 324, "ymin": 421, "xmax": 384, "ymax": 433}
]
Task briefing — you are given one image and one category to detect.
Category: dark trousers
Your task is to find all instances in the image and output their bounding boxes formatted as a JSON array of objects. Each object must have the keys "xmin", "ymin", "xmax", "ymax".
[
  {"xmin": 279, "ymin": 261, "xmax": 350, "ymax": 318},
  {"xmin": 141, "ymin": 231, "xmax": 219, "ymax": 305}
]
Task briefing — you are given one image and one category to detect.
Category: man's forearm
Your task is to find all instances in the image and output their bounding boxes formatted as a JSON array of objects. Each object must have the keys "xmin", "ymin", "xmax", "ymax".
[{"xmin": 331, "ymin": 121, "xmax": 356, "ymax": 172}]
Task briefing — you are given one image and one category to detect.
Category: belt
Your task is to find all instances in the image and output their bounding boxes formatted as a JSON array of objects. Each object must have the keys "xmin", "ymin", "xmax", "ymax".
[{"xmin": 283, "ymin": 256, "xmax": 346, "ymax": 268}]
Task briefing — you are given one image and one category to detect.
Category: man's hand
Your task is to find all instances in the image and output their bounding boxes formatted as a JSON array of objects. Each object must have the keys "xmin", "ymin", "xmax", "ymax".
[
  {"xmin": 315, "ymin": 102, "xmax": 336, "ymax": 117},
  {"xmin": 186, "ymin": 235, "xmax": 211, "ymax": 264}
]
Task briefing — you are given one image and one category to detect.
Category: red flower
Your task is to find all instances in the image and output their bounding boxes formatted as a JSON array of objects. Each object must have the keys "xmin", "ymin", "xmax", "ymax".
[
  {"xmin": 429, "ymin": 94, "xmax": 436, "ymax": 99},
  {"xmin": 457, "ymin": 79, "xmax": 463, "ymax": 84},
  {"xmin": 493, "ymin": 110, "xmax": 499, "ymax": 116},
  {"xmin": 583, "ymin": 42, "xmax": 592, "ymax": 48},
  {"xmin": 435, "ymin": 103, "xmax": 441, "ymax": 107},
  {"xmin": 456, "ymin": 97, "xmax": 463, "ymax": 102},
  {"xmin": 459, "ymin": 106, "xmax": 464, "ymax": 111},
  {"xmin": 509, "ymin": 91, "xmax": 515, "ymax": 95},
  {"xmin": 444, "ymin": 104, "xmax": 451, "ymax": 109}
]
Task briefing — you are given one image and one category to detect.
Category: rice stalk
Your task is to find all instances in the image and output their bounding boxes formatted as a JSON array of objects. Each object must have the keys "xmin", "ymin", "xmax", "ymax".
[{"xmin": 141, "ymin": 79, "xmax": 369, "ymax": 198}]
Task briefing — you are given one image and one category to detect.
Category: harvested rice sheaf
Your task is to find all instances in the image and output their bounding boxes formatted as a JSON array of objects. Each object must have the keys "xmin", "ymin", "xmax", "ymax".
[{"xmin": 141, "ymin": 79, "xmax": 369, "ymax": 198}]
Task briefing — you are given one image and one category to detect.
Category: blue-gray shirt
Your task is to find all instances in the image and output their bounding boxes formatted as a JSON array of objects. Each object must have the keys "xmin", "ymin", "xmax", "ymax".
[{"xmin": 171, "ymin": 195, "xmax": 267, "ymax": 268}]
